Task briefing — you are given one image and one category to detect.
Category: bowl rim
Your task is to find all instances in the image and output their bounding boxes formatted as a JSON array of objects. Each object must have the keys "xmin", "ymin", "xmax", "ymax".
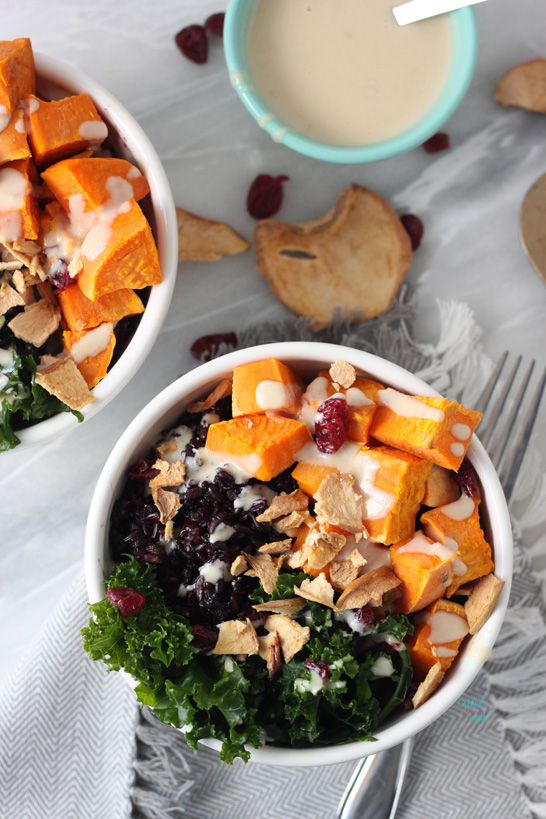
[
  {"xmin": 85, "ymin": 341, "xmax": 513, "ymax": 766},
  {"xmin": 11, "ymin": 53, "xmax": 178, "ymax": 451},
  {"xmin": 223, "ymin": 2, "xmax": 478, "ymax": 163}
]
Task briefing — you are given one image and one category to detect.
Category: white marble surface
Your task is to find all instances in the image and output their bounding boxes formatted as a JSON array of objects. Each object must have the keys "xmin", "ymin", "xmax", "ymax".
[{"xmin": 1, "ymin": 0, "xmax": 545, "ymax": 688}]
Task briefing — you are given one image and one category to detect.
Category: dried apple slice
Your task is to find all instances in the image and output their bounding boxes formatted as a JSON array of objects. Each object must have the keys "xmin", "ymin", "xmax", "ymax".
[
  {"xmin": 494, "ymin": 58, "xmax": 546, "ymax": 114},
  {"xmin": 176, "ymin": 207, "xmax": 250, "ymax": 262},
  {"xmin": 253, "ymin": 185, "xmax": 412, "ymax": 331}
]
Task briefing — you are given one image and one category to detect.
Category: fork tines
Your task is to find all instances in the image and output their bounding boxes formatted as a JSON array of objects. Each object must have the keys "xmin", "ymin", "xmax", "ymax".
[{"xmin": 476, "ymin": 352, "xmax": 546, "ymax": 502}]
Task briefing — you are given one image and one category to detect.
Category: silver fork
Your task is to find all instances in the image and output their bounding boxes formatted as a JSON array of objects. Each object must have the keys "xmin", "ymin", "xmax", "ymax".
[{"xmin": 336, "ymin": 352, "xmax": 546, "ymax": 819}]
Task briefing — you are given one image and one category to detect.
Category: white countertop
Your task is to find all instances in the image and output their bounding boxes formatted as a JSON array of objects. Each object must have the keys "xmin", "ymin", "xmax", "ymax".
[{"xmin": 1, "ymin": 0, "xmax": 545, "ymax": 688}]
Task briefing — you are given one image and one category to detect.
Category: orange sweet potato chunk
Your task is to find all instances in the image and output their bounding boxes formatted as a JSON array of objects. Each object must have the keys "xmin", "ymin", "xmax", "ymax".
[
  {"xmin": 41, "ymin": 157, "xmax": 150, "ymax": 214},
  {"xmin": 58, "ymin": 283, "xmax": 144, "ymax": 331},
  {"xmin": 206, "ymin": 414, "xmax": 313, "ymax": 482},
  {"xmin": 406, "ymin": 598, "xmax": 469, "ymax": 681},
  {"xmin": 63, "ymin": 325, "xmax": 116, "ymax": 389},
  {"xmin": 370, "ymin": 391, "xmax": 482, "ymax": 471},
  {"xmin": 360, "ymin": 445, "xmax": 432, "ymax": 545},
  {"xmin": 318, "ymin": 370, "xmax": 383, "ymax": 444},
  {"xmin": 422, "ymin": 465, "xmax": 460, "ymax": 508},
  {"xmin": 0, "ymin": 39, "xmax": 35, "ymax": 113},
  {"xmin": 232, "ymin": 358, "xmax": 305, "ymax": 417},
  {"xmin": 77, "ymin": 199, "xmax": 162, "ymax": 301},
  {"xmin": 391, "ymin": 531, "xmax": 454, "ymax": 614},
  {"xmin": 0, "ymin": 157, "xmax": 39, "ymax": 240},
  {"xmin": 0, "ymin": 110, "xmax": 31, "ymax": 164},
  {"xmin": 421, "ymin": 497, "xmax": 494, "ymax": 597},
  {"xmin": 291, "ymin": 461, "xmax": 340, "ymax": 498},
  {"xmin": 27, "ymin": 93, "xmax": 107, "ymax": 167}
]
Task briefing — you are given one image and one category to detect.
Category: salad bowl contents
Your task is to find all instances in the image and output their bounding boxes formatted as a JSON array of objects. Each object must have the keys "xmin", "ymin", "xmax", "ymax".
[
  {"xmin": 84, "ymin": 343, "xmax": 511, "ymax": 766},
  {"xmin": 0, "ymin": 38, "xmax": 177, "ymax": 451}
]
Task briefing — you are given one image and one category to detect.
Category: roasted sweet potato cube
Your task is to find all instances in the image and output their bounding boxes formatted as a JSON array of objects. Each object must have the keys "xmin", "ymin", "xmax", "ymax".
[
  {"xmin": 206, "ymin": 414, "xmax": 313, "ymax": 482},
  {"xmin": 0, "ymin": 157, "xmax": 39, "ymax": 240},
  {"xmin": 391, "ymin": 531, "xmax": 454, "ymax": 614},
  {"xmin": 422, "ymin": 464, "xmax": 460, "ymax": 507},
  {"xmin": 370, "ymin": 389, "xmax": 482, "ymax": 471},
  {"xmin": 0, "ymin": 110, "xmax": 31, "ymax": 164},
  {"xmin": 41, "ymin": 157, "xmax": 150, "ymax": 213},
  {"xmin": 406, "ymin": 598, "xmax": 469, "ymax": 681},
  {"xmin": 421, "ymin": 496, "xmax": 494, "ymax": 597},
  {"xmin": 58, "ymin": 282, "xmax": 144, "ymax": 331},
  {"xmin": 0, "ymin": 38, "xmax": 35, "ymax": 113},
  {"xmin": 291, "ymin": 460, "xmax": 340, "ymax": 497},
  {"xmin": 77, "ymin": 200, "xmax": 162, "ymax": 300},
  {"xmin": 360, "ymin": 445, "xmax": 432, "ymax": 545},
  {"xmin": 63, "ymin": 324, "xmax": 116, "ymax": 389},
  {"xmin": 231, "ymin": 358, "xmax": 305, "ymax": 417},
  {"xmin": 27, "ymin": 93, "xmax": 107, "ymax": 167}
]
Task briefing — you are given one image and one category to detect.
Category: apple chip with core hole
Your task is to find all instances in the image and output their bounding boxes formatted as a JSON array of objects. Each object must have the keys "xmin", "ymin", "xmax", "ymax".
[
  {"xmin": 253, "ymin": 185, "xmax": 412, "ymax": 331},
  {"xmin": 494, "ymin": 58, "xmax": 546, "ymax": 114}
]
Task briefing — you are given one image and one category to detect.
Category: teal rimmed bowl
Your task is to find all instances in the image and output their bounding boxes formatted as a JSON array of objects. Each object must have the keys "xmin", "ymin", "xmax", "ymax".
[{"xmin": 224, "ymin": 1, "xmax": 478, "ymax": 164}]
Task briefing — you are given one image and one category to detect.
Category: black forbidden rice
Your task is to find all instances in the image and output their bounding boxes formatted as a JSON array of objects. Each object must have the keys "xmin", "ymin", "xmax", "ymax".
[{"xmin": 109, "ymin": 396, "xmax": 300, "ymax": 646}]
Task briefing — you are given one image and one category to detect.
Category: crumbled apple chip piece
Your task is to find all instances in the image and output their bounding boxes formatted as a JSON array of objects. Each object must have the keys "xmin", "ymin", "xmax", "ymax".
[
  {"xmin": 213, "ymin": 618, "xmax": 259, "ymax": 656},
  {"xmin": 8, "ymin": 299, "xmax": 60, "ymax": 346},
  {"xmin": 256, "ymin": 489, "xmax": 309, "ymax": 522},
  {"xmin": 264, "ymin": 614, "xmax": 310, "ymax": 664},
  {"xmin": 301, "ymin": 528, "xmax": 346, "ymax": 571},
  {"xmin": 274, "ymin": 510, "xmax": 313, "ymax": 533},
  {"xmin": 329, "ymin": 360, "xmax": 356, "ymax": 390},
  {"xmin": 413, "ymin": 662, "xmax": 445, "ymax": 708},
  {"xmin": 177, "ymin": 207, "xmax": 250, "ymax": 263},
  {"xmin": 152, "ymin": 487, "xmax": 181, "ymax": 524},
  {"xmin": 187, "ymin": 378, "xmax": 233, "ymax": 413},
  {"xmin": 295, "ymin": 573, "xmax": 335, "ymax": 608},
  {"xmin": 258, "ymin": 632, "xmax": 282, "ymax": 678},
  {"xmin": 11, "ymin": 268, "xmax": 41, "ymax": 294},
  {"xmin": 329, "ymin": 560, "xmax": 361, "ymax": 592},
  {"xmin": 258, "ymin": 539, "xmax": 293, "ymax": 555},
  {"xmin": 156, "ymin": 439, "xmax": 178, "ymax": 458},
  {"xmin": 164, "ymin": 520, "xmax": 174, "ymax": 541},
  {"xmin": 230, "ymin": 554, "xmax": 248, "ymax": 577},
  {"xmin": 0, "ymin": 281, "xmax": 24, "ymax": 315},
  {"xmin": 335, "ymin": 566, "xmax": 401, "ymax": 611},
  {"xmin": 35, "ymin": 357, "xmax": 96, "ymax": 410},
  {"xmin": 252, "ymin": 598, "xmax": 306, "ymax": 616},
  {"xmin": 242, "ymin": 551, "xmax": 279, "ymax": 595},
  {"xmin": 149, "ymin": 459, "xmax": 186, "ymax": 488},
  {"xmin": 315, "ymin": 473, "xmax": 366, "ymax": 534},
  {"xmin": 465, "ymin": 573, "xmax": 505, "ymax": 635}
]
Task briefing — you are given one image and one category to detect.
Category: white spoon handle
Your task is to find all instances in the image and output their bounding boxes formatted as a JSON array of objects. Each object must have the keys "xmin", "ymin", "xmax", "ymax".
[{"xmin": 393, "ymin": 0, "xmax": 488, "ymax": 26}]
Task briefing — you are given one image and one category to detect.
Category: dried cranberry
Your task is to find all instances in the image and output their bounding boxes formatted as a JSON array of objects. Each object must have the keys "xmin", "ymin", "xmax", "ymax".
[
  {"xmin": 127, "ymin": 458, "xmax": 159, "ymax": 481},
  {"xmin": 304, "ymin": 658, "xmax": 330, "ymax": 682},
  {"xmin": 423, "ymin": 132, "xmax": 450, "ymax": 154},
  {"xmin": 247, "ymin": 174, "xmax": 289, "ymax": 220},
  {"xmin": 48, "ymin": 262, "xmax": 72, "ymax": 292},
  {"xmin": 315, "ymin": 396, "xmax": 349, "ymax": 454},
  {"xmin": 175, "ymin": 25, "xmax": 208, "ymax": 64},
  {"xmin": 373, "ymin": 641, "xmax": 396, "ymax": 656},
  {"xmin": 205, "ymin": 12, "xmax": 225, "ymax": 37},
  {"xmin": 106, "ymin": 587, "xmax": 146, "ymax": 618},
  {"xmin": 191, "ymin": 623, "xmax": 218, "ymax": 652},
  {"xmin": 400, "ymin": 214, "xmax": 424, "ymax": 251},
  {"xmin": 190, "ymin": 331, "xmax": 238, "ymax": 361},
  {"xmin": 355, "ymin": 605, "xmax": 375, "ymax": 630},
  {"xmin": 455, "ymin": 458, "xmax": 479, "ymax": 497}
]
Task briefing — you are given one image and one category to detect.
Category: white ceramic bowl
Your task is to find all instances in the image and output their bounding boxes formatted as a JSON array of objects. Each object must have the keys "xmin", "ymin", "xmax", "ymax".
[
  {"xmin": 85, "ymin": 341, "xmax": 513, "ymax": 766},
  {"xmin": 12, "ymin": 54, "xmax": 178, "ymax": 451}
]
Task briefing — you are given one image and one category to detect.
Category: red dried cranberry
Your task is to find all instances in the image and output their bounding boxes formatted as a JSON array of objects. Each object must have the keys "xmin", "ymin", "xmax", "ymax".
[
  {"xmin": 355, "ymin": 604, "xmax": 375, "ymax": 630},
  {"xmin": 191, "ymin": 623, "xmax": 218, "ymax": 652},
  {"xmin": 315, "ymin": 396, "xmax": 349, "ymax": 454},
  {"xmin": 455, "ymin": 458, "xmax": 480, "ymax": 497},
  {"xmin": 190, "ymin": 331, "xmax": 238, "ymax": 362},
  {"xmin": 247, "ymin": 174, "xmax": 289, "ymax": 220},
  {"xmin": 49, "ymin": 262, "xmax": 72, "ymax": 292},
  {"xmin": 304, "ymin": 658, "xmax": 330, "ymax": 682},
  {"xmin": 423, "ymin": 132, "xmax": 450, "ymax": 154},
  {"xmin": 106, "ymin": 587, "xmax": 146, "ymax": 618},
  {"xmin": 400, "ymin": 213, "xmax": 424, "ymax": 251},
  {"xmin": 127, "ymin": 458, "xmax": 160, "ymax": 481},
  {"xmin": 175, "ymin": 25, "xmax": 208, "ymax": 64},
  {"xmin": 205, "ymin": 12, "xmax": 225, "ymax": 37}
]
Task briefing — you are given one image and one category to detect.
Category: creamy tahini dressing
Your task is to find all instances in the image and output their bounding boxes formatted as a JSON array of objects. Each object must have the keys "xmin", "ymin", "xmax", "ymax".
[
  {"xmin": 69, "ymin": 322, "xmax": 113, "ymax": 363},
  {"xmin": 441, "ymin": 493, "xmax": 475, "ymax": 521},
  {"xmin": 378, "ymin": 388, "xmax": 445, "ymax": 422},
  {"xmin": 247, "ymin": 0, "xmax": 452, "ymax": 146},
  {"xmin": 255, "ymin": 379, "xmax": 298, "ymax": 411},
  {"xmin": 427, "ymin": 610, "xmax": 469, "ymax": 645}
]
